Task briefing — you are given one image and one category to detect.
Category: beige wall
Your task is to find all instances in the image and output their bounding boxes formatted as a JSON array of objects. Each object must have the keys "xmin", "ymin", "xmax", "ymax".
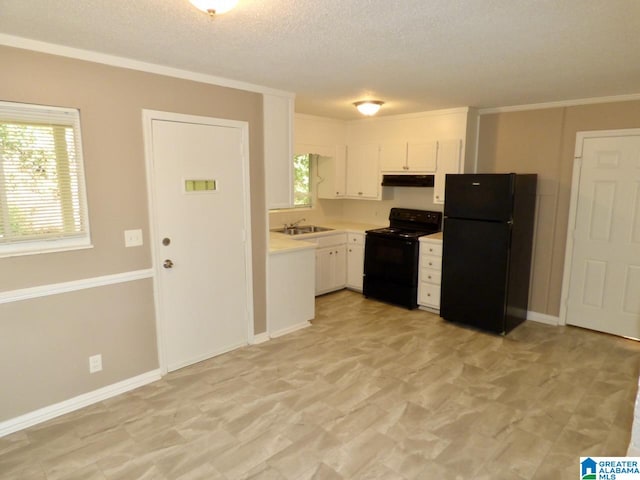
[
  {"xmin": 0, "ymin": 280, "xmax": 157, "ymax": 420},
  {"xmin": 0, "ymin": 45, "xmax": 267, "ymax": 421},
  {"xmin": 478, "ymin": 100, "xmax": 640, "ymax": 316}
]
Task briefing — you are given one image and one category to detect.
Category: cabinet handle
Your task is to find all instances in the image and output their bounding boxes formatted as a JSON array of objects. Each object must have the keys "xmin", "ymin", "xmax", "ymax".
[
  {"xmin": 428, "ymin": 262, "xmax": 433, "ymax": 266},
  {"xmin": 329, "ymin": 252, "xmax": 333, "ymax": 255},
  {"xmin": 358, "ymin": 192, "xmax": 363, "ymax": 195},
  {"xmin": 428, "ymin": 275, "xmax": 432, "ymax": 279},
  {"xmin": 427, "ymin": 293, "xmax": 431, "ymax": 297},
  {"xmin": 429, "ymin": 248, "xmax": 433, "ymax": 252},
  {"xmin": 349, "ymin": 248, "xmax": 352, "ymax": 252}
]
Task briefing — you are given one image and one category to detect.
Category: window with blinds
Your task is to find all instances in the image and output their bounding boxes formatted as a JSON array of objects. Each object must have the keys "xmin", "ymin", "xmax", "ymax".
[{"xmin": 0, "ymin": 101, "xmax": 90, "ymax": 256}]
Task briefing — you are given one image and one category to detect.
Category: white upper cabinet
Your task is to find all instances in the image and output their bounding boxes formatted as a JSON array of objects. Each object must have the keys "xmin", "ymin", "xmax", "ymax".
[
  {"xmin": 346, "ymin": 144, "xmax": 381, "ymax": 199},
  {"xmin": 380, "ymin": 142, "xmax": 407, "ymax": 172},
  {"xmin": 407, "ymin": 141, "xmax": 438, "ymax": 172},
  {"xmin": 293, "ymin": 108, "xmax": 478, "ymax": 204},
  {"xmin": 381, "ymin": 141, "xmax": 437, "ymax": 173},
  {"xmin": 317, "ymin": 144, "xmax": 346, "ymax": 199},
  {"xmin": 434, "ymin": 139, "xmax": 462, "ymax": 204},
  {"xmin": 264, "ymin": 94, "xmax": 294, "ymax": 209}
]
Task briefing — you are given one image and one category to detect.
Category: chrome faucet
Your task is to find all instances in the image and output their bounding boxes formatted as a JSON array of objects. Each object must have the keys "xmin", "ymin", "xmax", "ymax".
[{"xmin": 285, "ymin": 218, "xmax": 306, "ymax": 229}]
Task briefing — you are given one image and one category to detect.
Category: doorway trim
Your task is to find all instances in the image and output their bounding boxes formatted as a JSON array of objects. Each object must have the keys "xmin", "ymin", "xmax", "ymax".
[
  {"xmin": 142, "ymin": 109, "xmax": 254, "ymax": 375},
  {"xmin": 559, "ymin": 128, "xmax": 640, "ymax": 326}
]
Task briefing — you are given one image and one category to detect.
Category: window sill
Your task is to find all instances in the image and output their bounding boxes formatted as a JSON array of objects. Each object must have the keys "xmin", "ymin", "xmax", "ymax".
[{"xmin": 269, "ymin": 205, "xmax": 314, "ymax": 213}]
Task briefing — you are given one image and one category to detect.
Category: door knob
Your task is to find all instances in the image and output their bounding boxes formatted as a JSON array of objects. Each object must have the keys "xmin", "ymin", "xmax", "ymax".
[{"xmin": 163, "ymin": 259, "xmax": 174, "ymax": 269}]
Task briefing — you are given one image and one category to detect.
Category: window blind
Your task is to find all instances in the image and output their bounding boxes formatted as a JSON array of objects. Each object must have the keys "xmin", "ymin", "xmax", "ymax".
[{"xmin": 0, "ymin": 102, "xmax": 90, "ymax": 254}]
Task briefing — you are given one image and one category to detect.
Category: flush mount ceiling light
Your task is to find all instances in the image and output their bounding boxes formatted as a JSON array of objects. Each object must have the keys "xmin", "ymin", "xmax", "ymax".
[
  {"xmin": 353, "ymin": 100, "xmax": 384, "ymax": 116},
  {"xmin": 189, "ymin": 0, "xmax": 238, "ymax": 16}
]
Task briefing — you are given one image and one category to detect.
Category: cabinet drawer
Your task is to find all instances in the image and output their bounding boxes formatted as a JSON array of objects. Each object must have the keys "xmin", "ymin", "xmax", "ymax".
[
  {"xmin": 421, "ymin": 254, "xmax": 442, "ymax": 270},
  {"xmin": 308, "ymin": 233, "xmax": 347, "ymax": 248},
  {"xmin": 419, "ymin": 283, "xmax": 441, "ymax": 308},
  {"xmin": 421, "ymin": 242, "xmax": 442, "ymax": 256},
  {"xmin": 421, "ymin": 267, "xmax": 441, "ymax": 285},
  {"xmin": 347, "ymin": 233, "xmax": 364, "ymax": 245}
]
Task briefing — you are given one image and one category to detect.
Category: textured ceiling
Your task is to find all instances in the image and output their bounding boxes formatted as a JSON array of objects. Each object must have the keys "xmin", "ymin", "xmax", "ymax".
[{"xmin": 1, "ymin": 0, "xmax": 639, "ymax": 119}]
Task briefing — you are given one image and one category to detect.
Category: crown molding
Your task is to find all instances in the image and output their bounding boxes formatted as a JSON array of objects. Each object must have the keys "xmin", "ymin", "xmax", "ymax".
[
  {"xmin": 294, "ymin": 113, "xmax": 348, "ymax": 125},
  {"xmin": 479, "ymin": 93, "xmax": 640, "ymax": 115},
  {"xmin": 0, "ymin": 33, "xmax": 295, "ymax": 98}
]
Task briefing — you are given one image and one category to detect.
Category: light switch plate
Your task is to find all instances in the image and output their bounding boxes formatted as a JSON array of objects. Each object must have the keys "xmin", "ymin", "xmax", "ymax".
[{"xmin": 124, "ymin": 229, "xmax": 143, "ymax": 247}]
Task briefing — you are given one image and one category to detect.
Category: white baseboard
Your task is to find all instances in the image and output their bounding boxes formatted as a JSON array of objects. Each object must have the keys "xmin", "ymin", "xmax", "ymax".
[
  {"xmin": 250, "ymin": 332, "xmax": 271, "ymax": 344},
  {"xmin": 527, "ymin": 310, "xmax": 560, "ymax": 326},
  {"xmin": 270, "ymin": 321, "xmax": 311, "ymax": 339},
  {"xmin": 0, "ymin": 369, "xmax": 161, "ymax": 438}
]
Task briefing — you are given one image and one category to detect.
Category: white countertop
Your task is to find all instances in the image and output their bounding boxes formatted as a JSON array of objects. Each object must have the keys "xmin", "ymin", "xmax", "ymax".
[
  {"xmin": 268, "ymin": 220, "xmax": 381, "ymax": 254},
  {"xmin": 419, "ymin": 231, "xmax": 443, "ymax": 242}
]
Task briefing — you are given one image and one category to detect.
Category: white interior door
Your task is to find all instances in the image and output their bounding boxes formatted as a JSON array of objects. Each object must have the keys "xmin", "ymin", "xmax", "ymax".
[
  {"xmin": 565, "ymin": 131, "xmax": 640, "ymax": 338},
  {"xmin": 147, "ymin": 114, "xmax": 252, "ymax": 372}
]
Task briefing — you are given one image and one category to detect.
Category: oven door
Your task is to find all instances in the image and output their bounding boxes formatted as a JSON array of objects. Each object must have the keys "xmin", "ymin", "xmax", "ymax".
[{"xmin": 363, "ymin": 234, "xmax": 419, "ymax": 285}]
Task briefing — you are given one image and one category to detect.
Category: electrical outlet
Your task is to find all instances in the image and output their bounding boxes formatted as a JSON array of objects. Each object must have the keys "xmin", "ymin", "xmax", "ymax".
[
  {"xmin": 124, "ymin": 229, "xmax": 143, "ymax": 247},
  {"xmin": 89, "ymin": 354, "xmax": 102, "ymax": 373}
]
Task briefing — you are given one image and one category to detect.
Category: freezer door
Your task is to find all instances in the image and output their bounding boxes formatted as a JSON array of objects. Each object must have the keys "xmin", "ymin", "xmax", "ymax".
[
  {"xmin": 440, "ymin": 217, "xmax": 511, "ymax": 333},
  {"xmin": 444, "ymin": 174, "xmax": 515, "ymax": 222}
]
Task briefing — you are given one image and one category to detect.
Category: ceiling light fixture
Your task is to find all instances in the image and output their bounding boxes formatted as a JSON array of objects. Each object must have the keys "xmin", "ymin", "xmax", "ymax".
[
  {"xmin": 353, "ymin": 100, "xmax": 384, "ymax": 116},
  {"xmin": 189, "ymin": 0, "xmax": 238, "ymax": 16}
]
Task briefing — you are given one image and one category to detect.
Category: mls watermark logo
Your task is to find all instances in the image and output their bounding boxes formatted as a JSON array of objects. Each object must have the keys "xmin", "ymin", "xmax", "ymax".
[{"xmin": 581, "ymin": 457, "xmax": 640, "ymax": 479}]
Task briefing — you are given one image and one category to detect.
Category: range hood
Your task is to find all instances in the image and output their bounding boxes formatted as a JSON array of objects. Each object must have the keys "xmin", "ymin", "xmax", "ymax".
[{"xmin": 381, "ymin": 174, "xmax": 435, "ymax": 187}]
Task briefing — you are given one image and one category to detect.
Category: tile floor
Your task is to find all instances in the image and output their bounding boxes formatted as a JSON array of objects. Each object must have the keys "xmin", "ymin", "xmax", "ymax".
[{"xmin": 1, "ymin": 290, "xmax": 639, "ymax": 479}]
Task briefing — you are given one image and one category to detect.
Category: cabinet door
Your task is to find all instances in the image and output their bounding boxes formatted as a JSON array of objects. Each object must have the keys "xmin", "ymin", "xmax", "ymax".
[
  {"xmin": 334, "ymin": 144, "xmax": 347, "ymax": 197},
  {"xmin": 346, "ymin": 243, "xmax": 364, "ymax": 291},
  {"xmin": 333, "ymin": 244, "xmax": 347, "ymax": 290},
  {"xmin": 315, "ymin": 246, "xmax": 333, "ymax": 295},
  {"xmin": 316, "ymin": 144, "xmax": 347, "ymax": 199},
  {"xmin": 315, "ymin": 245, "xmax": 346, "ymax": 295},
  {"xmin": 346, "ymin": 144, "xmax": 380, "ymax": 199},
  {"xmin": 380, "ymin": 142, "xmax": 407, "ymax": 172},
  {"xmin": 434, "ymin": 139, "xmax": 462, "ymax": 204},
  {"xmin": 264, "ymin": 94, "xmax": 294, "ymax": 209},
  {"xmin": 407, "ymin": 141, "xmax": 437, "ymax": 172}
]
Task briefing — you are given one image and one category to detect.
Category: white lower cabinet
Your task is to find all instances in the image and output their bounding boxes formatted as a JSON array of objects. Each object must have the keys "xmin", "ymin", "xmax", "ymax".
[
  {"xmin": 346, "ymin": 233, "xmax": 365, "ymax": 291},
  {"xmin": 292, "ymin": 231, "xmax": 365, "ymax": 296},
  {"xmin": 418, "ymin": 236, "xmax": 443, "ymax": 310},
  {"xmin": 316, "ymin": 244, "xmax": 346, "ymax": 295},
  {"xmin": 309, "ymin": 233, "xmax": 347, "ymax": 296}
]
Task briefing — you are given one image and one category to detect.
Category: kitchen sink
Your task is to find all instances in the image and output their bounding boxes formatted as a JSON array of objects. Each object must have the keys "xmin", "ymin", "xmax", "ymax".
[{"xmin": 272, "ymin": 225, "xmax": 335, "ymax": 235}]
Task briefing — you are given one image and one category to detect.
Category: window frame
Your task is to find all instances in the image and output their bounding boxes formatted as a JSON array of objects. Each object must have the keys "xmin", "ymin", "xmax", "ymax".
[
  {"xmin": 0, "ymin": 101, "xmax": 92, "ymax": 258},
  {"xmin": 292, "ymin": 152, "xmax": 313, "ymax": 209}
]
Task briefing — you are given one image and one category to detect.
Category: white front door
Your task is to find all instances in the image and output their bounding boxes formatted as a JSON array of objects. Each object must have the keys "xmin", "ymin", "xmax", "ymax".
[
  {"xmin": 145, "ymin": 112, "xmax": 253, "ymax": 372},
  {"xmin": 564, "ymin": 130, "xmax": 640, "ymax": 338}
]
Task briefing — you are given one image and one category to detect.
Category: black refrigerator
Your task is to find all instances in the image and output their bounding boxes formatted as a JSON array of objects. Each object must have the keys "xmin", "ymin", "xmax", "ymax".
[{"xmin": 440, "ymin": 173, "xmax": 537, "ymax": 334}]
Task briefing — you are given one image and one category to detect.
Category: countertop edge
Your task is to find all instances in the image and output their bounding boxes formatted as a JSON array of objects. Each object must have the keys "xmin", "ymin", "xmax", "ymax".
[{"xmin": 268, "ymin": 221, "xmax": 382, "ymax": 254}]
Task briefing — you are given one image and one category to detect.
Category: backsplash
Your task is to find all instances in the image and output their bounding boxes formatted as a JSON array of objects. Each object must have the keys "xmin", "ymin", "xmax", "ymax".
[
  {"xmin": 341, "ymin": 187, "xmax": 443, "ymax": 225},
  {"xmin": 268, "ymin": 199, "xmax": 343, "ymax": 229},
  {"xmin": 269, "ymin": 187, "xmax": 442, "ymax": 229}
]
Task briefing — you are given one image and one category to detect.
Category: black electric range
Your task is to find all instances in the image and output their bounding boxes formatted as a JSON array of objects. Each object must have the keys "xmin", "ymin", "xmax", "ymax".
[{"xmin": 363, "ymin": 208, "xmax": 442, "ymax": 309}]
